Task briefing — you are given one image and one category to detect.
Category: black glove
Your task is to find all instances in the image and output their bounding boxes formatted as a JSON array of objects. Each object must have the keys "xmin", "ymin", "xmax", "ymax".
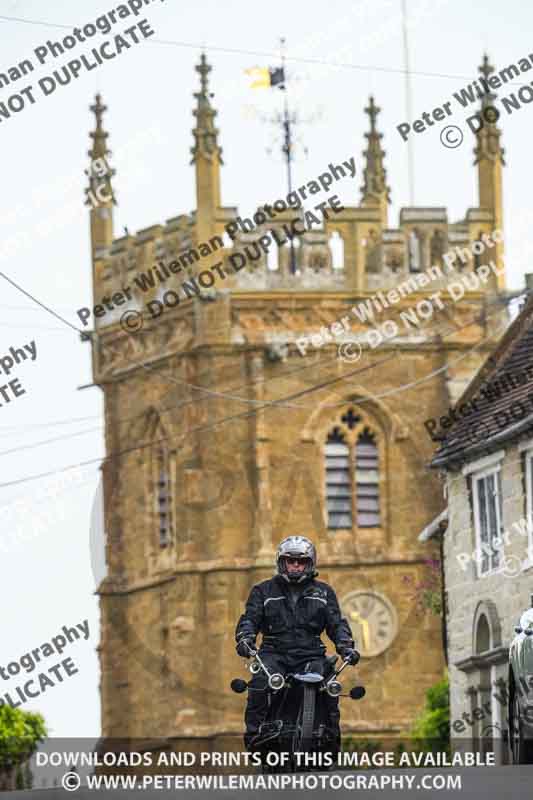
[
  {"xmin": 236, "ymin": 637, "xmax": 256, "ymax": 658},
  {"xmin": 338, "ymin": 646, "xmax": 360, "ymax": 665}
]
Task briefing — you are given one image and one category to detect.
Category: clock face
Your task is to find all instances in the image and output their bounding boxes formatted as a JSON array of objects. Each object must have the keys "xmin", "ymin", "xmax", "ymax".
[{"xmin": 342, "ymin": 591, "xmax": 398, "ymax": 658}]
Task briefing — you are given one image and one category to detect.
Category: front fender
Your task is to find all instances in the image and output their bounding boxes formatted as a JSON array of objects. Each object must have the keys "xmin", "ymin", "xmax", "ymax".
[{"xmin": 293, "ymin": 672, "xmax": 323, "ymax": 683}]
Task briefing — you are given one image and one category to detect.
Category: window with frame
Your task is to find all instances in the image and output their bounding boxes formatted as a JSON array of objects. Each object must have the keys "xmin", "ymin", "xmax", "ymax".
[
  {"xmin": 523, "ymin": 450, "xmax": 533, "ymax": 559},
  {"xmin": 324, "ymin": 408, "xmax": 381, "ymax": 531},
  {"xmin": 156, "ymin": 448, "xmax": 173, "ymax": 548},
  {"xmin": 472, "ymin": 468, "xmax": 503, "ymax": 576}
]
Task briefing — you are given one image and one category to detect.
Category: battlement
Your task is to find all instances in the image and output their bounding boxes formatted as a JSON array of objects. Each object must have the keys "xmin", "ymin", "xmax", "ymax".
[
  {"xmin": 91, "ymin": 204, "xmax": 502, "ymax": 333},
  {"xmin": 87, "ymin": 53, "xmax": 505, "ymax": 330}
]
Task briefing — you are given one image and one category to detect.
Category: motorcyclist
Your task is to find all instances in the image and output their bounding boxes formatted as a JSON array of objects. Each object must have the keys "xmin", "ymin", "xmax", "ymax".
[{"xmin": 235, "ymin": 535, "xmax": 359, "ymax": 752}]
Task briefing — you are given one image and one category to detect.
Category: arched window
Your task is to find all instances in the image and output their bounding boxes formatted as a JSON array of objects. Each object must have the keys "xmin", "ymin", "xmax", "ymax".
[
  {"xmin": 156, "ymin": 447, "xmax": 173, "ymax": 548},
  {"xmin": 355, "ymin": 429, "xmax": 380, "ymax": 527},
  {"xmin": 267, "ymin": 239, "xmax": 279, "ymax": 271},
  {"xmin": 473, "ymin": 230, "xmax": 484, "ymax": 271},
  {"xmin": 222, "ymin": 231, "xmax": 234, "ymax": 250},
  {"xmin": 285, "ymin": 239, "xmax": 300, "ymax": 273},
  {"xmin": 430, "ymin": 229, "xmax": 446, "ymax": 267},
  {"xmin": 324, "ymin": 408, "xmax": 381, "ymax": 532},
  {"xmin": 408, "ymin": 229, "xmax": 422, "ymax": 272},
  {"xmin": 329, "ymin": 231, "xmax": 344, "ymax": 270},
  {"xmin": 475, "ymin": 614, "xmax": 491, "ymax": 654},
  {"xmin": 364, "ymin": 229, "xmax": 380, "ymax": 273},
  {"xmin": 325, "ymin": 428, "xmax": 352, "ymax": 529}
]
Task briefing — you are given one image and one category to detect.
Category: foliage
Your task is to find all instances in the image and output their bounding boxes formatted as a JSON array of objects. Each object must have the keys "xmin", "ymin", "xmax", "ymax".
[
  {"xmin": 343, "ymin": 737, "xmax": 382, "ymax": 755},
  {"xmin": 411, "ymin": 674, "xmax": 450, "ymax": 755},
  {"xmin": 0, "ymin": 704, "xmax": 47, "ymax": 772},
  {"xmin": 341, "ymin": 738, "xmax": 383, "ymax": 769},
  {"xmin": 402, "ymin": 558, "xmax": 442, "ymax": 616},
  {"xmin": 15, "ymin": 762, "xmax": 33, "ymax": 790}
]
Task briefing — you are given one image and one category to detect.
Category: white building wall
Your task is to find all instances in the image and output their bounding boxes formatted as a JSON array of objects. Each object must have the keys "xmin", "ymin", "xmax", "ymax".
[{"xmin": 444, "ymin": 440, "xmax": 533, "ymax": 759}]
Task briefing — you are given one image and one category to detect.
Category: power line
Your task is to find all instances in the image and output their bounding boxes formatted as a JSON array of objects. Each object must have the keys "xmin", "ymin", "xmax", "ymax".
[
  {"xmin": 0, "ymin": 286, "xmax": 514, "ymax": 458},
  {"xmin": 0, "ymin": 354, "xmax": 383, "ymax": 489},
  {"xmin": 0, "ymin": 14, "xmax": 526, "ymax": 87},
  {"xmin": 0, "ymin": 272, "xmax": 85, "ymax": 337},
  {"xmin": 0, "ymin": 269, "xmax": 405, "ymax": 411},
  {"xmin": 0, "ymin": 413, "xmax": 101, "ymax": 433},
  {"xmin": 133, "ymin": 292, "xmax": 509, "ymax": 409},
  {"xmin": 0, "ymin": 268, "xmax": 516, "ymax": 413},
  {"xmin": 0, "ymin": 295, "xmax": 515, "ymax": 487},
  {"xmin": 0, "ymin": 259, "xmax": 517, "ymax": 458},
  {"xmin": 0, "ymin": 425, "xmax": 102, "ymax": 457}
]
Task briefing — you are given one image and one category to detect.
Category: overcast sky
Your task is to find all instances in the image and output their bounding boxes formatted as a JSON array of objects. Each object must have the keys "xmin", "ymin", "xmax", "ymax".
[{"xmin": 1, "ymin": 0, "xmax": 533, "ymax": 739}]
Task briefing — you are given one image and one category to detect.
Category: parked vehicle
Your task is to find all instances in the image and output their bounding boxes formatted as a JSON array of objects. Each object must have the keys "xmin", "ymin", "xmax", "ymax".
[
  {"xmin": 231, "ymin": 643, "xmax": 365, "ymax": 773},
  {"xmin": 508, "ymin": 606, "xmax": 533, "ymax": 763}
]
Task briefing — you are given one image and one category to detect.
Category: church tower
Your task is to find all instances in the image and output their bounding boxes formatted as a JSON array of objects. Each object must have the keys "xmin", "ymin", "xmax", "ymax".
[
  {"xmin": 474, "ymin": 54, "xmax": 505, "ymax": 289},
  {"xmin": 91, "ymin": 53, "xmax": 508, "ymax": 751}
]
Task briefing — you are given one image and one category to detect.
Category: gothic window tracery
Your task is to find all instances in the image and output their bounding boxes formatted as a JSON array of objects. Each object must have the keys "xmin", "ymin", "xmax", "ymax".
[{"xmin": 324, "ymin": 408, "xmax": 382, "ymax": 532}]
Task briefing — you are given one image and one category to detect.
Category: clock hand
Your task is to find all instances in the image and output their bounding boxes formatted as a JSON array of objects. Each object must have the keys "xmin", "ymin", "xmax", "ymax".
[{"xmin": 349, "ymin": 610, "xmax": 370, "ymax": 651}]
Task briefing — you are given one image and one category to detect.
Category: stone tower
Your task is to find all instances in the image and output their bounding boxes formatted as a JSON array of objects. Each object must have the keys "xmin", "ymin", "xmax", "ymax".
[{"xmin": 90, "ymin": 54, "xmax": 508, "ymax": 749}]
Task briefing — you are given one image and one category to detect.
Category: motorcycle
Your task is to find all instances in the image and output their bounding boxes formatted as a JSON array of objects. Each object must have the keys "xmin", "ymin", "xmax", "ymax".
[{"xmin": 231, "ymin": 642, "xmax": 366, "ymax": 773}]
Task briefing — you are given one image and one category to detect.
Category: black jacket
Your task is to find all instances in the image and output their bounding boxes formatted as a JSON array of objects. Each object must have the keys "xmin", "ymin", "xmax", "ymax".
[{"xmin": 235, "ymin": 574, "xmax": 355, "ymax": 657}]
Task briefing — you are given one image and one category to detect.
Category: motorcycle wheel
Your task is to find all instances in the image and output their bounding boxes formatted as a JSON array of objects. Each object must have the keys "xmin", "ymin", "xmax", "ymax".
[{"xmin": 293, "ymin": 685, "xmax": 316, "ymax": 754}]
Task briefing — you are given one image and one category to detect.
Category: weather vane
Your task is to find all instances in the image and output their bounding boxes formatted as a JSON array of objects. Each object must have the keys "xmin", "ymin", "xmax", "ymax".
[{"xmin": 245, "ymin": 38, "xmax": 319, "ymax": 274}]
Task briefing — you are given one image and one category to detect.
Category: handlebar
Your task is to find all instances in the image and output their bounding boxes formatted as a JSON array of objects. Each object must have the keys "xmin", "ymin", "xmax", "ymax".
[{"xmin": 240, "ymin": 640, "xmax": 356, "ymax": 679}]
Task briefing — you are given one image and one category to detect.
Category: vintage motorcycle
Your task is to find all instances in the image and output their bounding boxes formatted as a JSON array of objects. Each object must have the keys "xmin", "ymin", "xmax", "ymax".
[{"xmin": 231, "ymin": 642, "xmax": 366, "ymax": 773}]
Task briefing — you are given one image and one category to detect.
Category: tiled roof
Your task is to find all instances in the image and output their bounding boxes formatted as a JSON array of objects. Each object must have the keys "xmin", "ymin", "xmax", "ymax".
[{"xmin": 431, "ymin": 294, "xmax": 533, "ymax": 469}]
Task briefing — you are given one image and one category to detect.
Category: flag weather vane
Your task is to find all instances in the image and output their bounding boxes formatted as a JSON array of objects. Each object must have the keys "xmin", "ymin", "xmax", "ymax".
[{"xmin": 245, "ymin": 38, "xmax": 303, "ymax": 274}]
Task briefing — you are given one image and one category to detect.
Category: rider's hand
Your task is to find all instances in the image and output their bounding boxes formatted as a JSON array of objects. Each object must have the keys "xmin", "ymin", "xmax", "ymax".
[
  {"xmin": 338, "ymin": 646, "xmax": 360, "ymax": 665},
  {"xmin": 236, "ymin": 637, "xmax": 256, "ymax": 658}
]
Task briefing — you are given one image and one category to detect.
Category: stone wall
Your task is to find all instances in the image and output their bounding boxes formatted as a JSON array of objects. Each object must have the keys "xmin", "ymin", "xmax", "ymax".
[
  {"xmin": 444, "ymin": 441, "xmax": 533, "ymax": 750},
  {"xmin": 93, "ymin": 286, "xmax": 502, "ymax": 744}
]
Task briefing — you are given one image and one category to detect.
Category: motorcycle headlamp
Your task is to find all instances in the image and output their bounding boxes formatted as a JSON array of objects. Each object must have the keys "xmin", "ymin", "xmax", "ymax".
[
  {"xmin": 268, "ymin": 673, "xmax": 286, "ymax": 691},
  {"xmin": 326, "ymin": 680, "xmax": 343, "ymax": 697}
]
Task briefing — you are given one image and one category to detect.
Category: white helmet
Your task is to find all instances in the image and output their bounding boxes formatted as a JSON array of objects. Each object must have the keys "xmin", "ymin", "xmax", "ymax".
[{"xmin": 276, "ymin": 536, "xmax": 317, "ymax": 583}]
